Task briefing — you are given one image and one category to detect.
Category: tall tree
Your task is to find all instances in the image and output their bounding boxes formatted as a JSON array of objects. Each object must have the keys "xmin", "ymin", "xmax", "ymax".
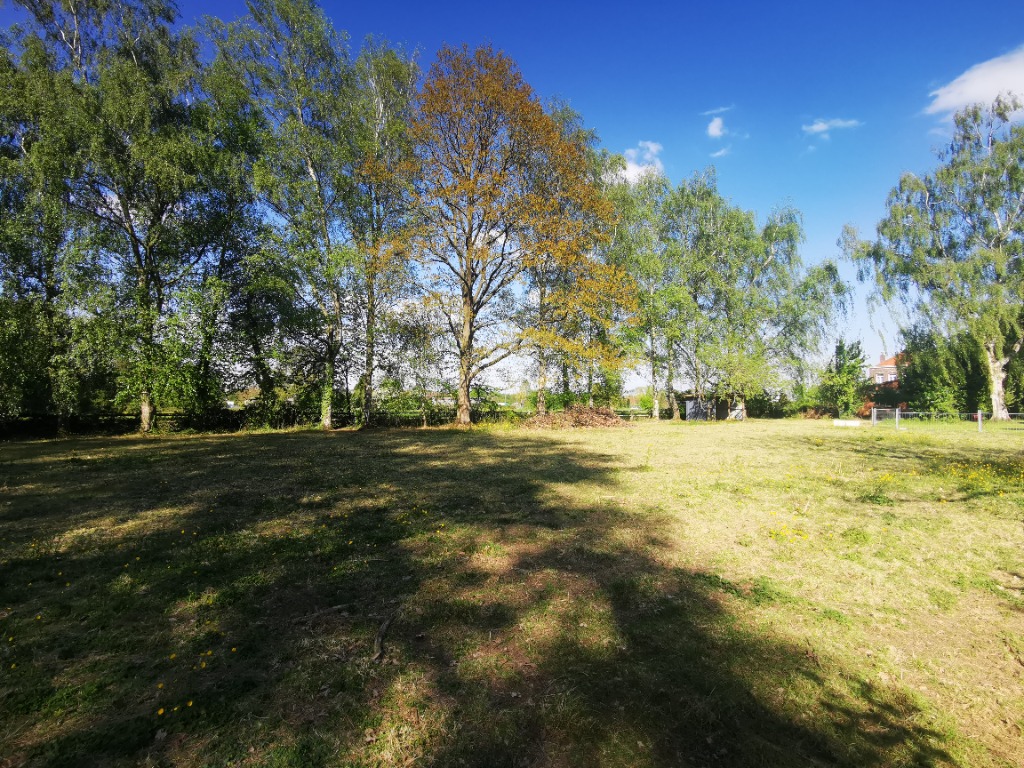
[
  {"xmin": 211, "ymin": 0, "xmax": 359, "ymax": 429},
  {"xmin": 411, "ymin": 44, "xmax": 605, "ymax": 425},
  {"xmin": 0, "ymin": 30, "xmax": 82, "ymax": 418},
  {"xmin": 11, "ymin": 0, "xmax": 240, "ymax": 432},
  {"xmin": 344, "ymin": 41, "xmax": 417, "ymax": 425},
  {"xmin": 850, "ymin": 96, "xmax": 1024, "ymax": 419},
  {"xmin": 520, "ymin": 102, "xmax": 624, "ymax": 415},
  {"xmin": 893, "ymin": 325, "xmax": 990, "ymax": 414},
  {"xmin": 818, "ymin": 340, "xmax": 869, "ymax": 417},
  {"xmin": 662, "ymin": 170, "xmax": 843, "ymax": 414},
  {"xmin": 607, "ymin": 170, "xmax": 671, "ymax": 418}
]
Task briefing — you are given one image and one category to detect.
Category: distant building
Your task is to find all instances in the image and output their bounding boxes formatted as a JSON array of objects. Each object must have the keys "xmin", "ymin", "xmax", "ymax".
[
  {"xmin": 679, "ymin": 394, "xmax": 745, "ymax": 421},
  {"xmin": 867, "ymin": 354, "xmax": 900, "ymax": 385},
  {"xmin": 858, "ymin": 353, "xmax": 904, "ymax": 417}
]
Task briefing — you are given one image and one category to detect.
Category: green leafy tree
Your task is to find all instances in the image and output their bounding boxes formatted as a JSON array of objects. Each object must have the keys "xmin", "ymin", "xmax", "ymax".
[
  {"xmin": 7, "ymin": 0, "xmax": 242, "ymax": 432},
  {"xmin": 851, "ymin": 96, "xmax": 1024, "ymax": 420},
  {"xmin": 894, "ymin": 325, "xmax": 989, "ymax": 413},
  {"xmin": 344, "ymin": 41, "xmax": 417, "ymax": 424},
  {"xmin": 818, "ymin": 340, "xmax": 869, "ymax": 417},
  {"xmin": 607, "ymin": 170, "xmax": 671, "ymax": 417},
  {"xmin": 211, "ymin": 0, "xmax": 360, "ymax": 430},
  {"xmin": 0, "ymin": 32, "xmax": 80, "ymax": 417},
  {"xmin": 661, "ymin": 170, "xmax": 845, "ymax": 415}
]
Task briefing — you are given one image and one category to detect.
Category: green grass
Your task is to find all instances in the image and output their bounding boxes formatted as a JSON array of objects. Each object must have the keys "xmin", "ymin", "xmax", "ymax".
[{"xmin": 2, "ymin": 420, "xmax": 1023, "ymax": 767}]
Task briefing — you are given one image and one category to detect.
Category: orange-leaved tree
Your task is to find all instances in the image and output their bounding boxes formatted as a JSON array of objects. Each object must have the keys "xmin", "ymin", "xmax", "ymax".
[
  {"xmin": 521, "ymin": 106, "xmax": 633, "ymax": 414},
  {"xmin": 411, "ymin": 44, "xmax": 610, "ymax": 425}
]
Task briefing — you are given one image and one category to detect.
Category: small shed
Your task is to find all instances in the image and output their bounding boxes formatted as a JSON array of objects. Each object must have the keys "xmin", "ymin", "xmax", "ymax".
[{"xmin": 680, "ymin": 396, "xmax": 745, "ymax": 421}]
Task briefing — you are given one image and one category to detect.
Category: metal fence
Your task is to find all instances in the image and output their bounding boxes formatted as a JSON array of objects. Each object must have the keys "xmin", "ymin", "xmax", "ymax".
[{"xmin": 871, "ymin": 408, "xmax": 1024, "ymax": 432}]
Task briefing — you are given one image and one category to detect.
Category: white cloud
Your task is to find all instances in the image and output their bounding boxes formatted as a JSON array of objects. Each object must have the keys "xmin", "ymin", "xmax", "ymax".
[
  {"xmin": 926, "ymin": 45, "xmax": 1024, "ymax": 116},
  {"xmin": 710, "ymin": 146, "xmax": 731, "ymax": 159},
  {"xmin": 707, "ymin": 116, "xmax": 725, "ymax": 138},
  {"xmin": 801, "ymin": 118, "xmax": 862, "ymax": 139},
  {"xmin": 620, "ymin": 140, "xmax": 664, "ymax": 183},
  {"xmin": 701, "ymin": 105, "xmax": 734, "ymax": 116}
]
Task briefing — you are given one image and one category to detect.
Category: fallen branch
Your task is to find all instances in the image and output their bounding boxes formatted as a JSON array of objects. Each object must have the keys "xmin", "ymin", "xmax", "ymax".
[
  {"xmin": 372, "ymin": 609, "xmax": 400, "ymax": 662},
  {"xmin": 292, "ymin": 604, "xmax": 351, "ymax": 624}
]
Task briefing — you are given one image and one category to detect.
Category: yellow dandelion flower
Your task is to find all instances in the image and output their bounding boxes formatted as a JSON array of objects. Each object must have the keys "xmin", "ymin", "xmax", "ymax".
[
  {"xmin": 157, "ymin": 708, "xmax": 165, "ymax": 716},
  {"xmin": 187, "ymin": 700, "xmax": 193, "ymax": 707},
  {"xmin": 157, "ymin": 682, "xmax": 164, "ymax": 689},
  {"xmin": 169, "ymin": 653, "xmax": 176, "ymax": 660},
  {"xmin": 231, "ymin": 647, "xmax": 237, "ymax": 653}
]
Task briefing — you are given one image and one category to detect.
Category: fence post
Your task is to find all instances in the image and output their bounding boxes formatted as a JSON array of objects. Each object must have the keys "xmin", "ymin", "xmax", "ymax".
[
  {"xmin": 895, "ymin": 408, "xmax": 900, "ymax": 430},
  {"xmin": 978, "ymin": 410, "xmax": 983, "ymax": 433},
  {"xmin": 871, "ymin": 407, "xmax": 877, "ymax": 427}
]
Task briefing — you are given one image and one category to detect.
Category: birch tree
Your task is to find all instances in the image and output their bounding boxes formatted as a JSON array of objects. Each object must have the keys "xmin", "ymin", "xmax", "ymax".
[
  {"xmin": 12, "ymin": 0, "xmax": 238, "ymax": 431},
  {"xmin": 851, "ymin": 96, "xmax": 1024, "ymax": 420},
  {"xmin": 212, "ymin": 0, "xmax": 358, "ymax": 429},
  {"xmin": 344, "ymin": 42, "xmax": 417, "ymax": 424}
]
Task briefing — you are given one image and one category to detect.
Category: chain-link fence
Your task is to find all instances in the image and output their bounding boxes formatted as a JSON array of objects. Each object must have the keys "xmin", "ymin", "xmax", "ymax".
[{"xmin": 871, "ymin": 408, "xmax": 1024, "ymax": 432}]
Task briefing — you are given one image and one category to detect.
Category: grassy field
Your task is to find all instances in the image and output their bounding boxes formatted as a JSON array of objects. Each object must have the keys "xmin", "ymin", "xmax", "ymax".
[{"xmin": 1, "ymin": 419, "xmax": 1022, "ymax": 767}]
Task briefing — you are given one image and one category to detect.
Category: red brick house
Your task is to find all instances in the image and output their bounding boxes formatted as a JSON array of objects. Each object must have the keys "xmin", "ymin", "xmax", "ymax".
[{"xmin": 867, "ymin": 354, "xmax": 900, "ymax": 385}]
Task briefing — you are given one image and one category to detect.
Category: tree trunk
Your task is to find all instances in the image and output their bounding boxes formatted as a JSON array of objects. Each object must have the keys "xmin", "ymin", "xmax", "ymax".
[
  {"xmin": 362, "ymin": 278, "xmax": 376, "ymax": 426},
  {"xmin": 586, "ymin": 362, "xmax": 594, "ymax": 407},
  {"xmin": 252, "ymin": 344, "xmax": 275, "ymax": 398},
  {"xmin": 536, "ymin": 360, "xmax": 547, "ymax": 416},
  {"xmin": 984, "ymin": 341, "xmax": 1011, "ymax": 420},
  {"xmin": 667, "ymin": 351, "xmax": 679, "ymax": 420},
  {"xmin": 243, "ymin": 308, "xmax": 275, "ymax": 397},
  {"xmin": 197, "ymin": 317, "xmax": 217, "ymax": 417},
  {"xmin": 321, "ymin": 352, "xmax": 335, "ymax": 430},
  {"xmin": 456, "ymin": 371, "xmax": 472, "ymax": 425},
  {"xmin": 140, "ymin": 390, "xmax": 154, "ymax": 433},
  {"xmin": 456, "ymin": 292, "xmax": 474, "ymax": 426},
  {"xmin": 649, "ymin": 334, "xmax": 660, "ymax": 421}
]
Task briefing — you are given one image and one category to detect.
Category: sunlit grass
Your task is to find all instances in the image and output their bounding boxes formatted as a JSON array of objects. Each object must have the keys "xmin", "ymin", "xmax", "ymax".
[{"xmin": 1, "ymin": 420, "xmax": 1022, "ymax": 767}]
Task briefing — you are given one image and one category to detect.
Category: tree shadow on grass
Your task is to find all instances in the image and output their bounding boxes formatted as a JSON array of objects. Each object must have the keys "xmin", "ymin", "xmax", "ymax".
[{"xmin": 1, "ymin": 429, "xmax": 954, "ymax": 767}]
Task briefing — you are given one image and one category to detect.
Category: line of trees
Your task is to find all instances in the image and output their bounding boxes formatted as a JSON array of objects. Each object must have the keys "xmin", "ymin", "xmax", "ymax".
[{"xmin": 1, "ymin": 0, "xmax": 846, "ymax": 431}]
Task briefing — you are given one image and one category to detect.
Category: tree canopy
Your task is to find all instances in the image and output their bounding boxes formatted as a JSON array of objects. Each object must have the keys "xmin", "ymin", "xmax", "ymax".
[
  {"xmin": 411, "ymin": 45, "xmax": 611, "ymax": 425},
  {"xmin": 1, "ymin": 1, "xmax": 846, "ymax": 429},
  {"xmin": 851, "ymin": 96, "xmax": 1024, "ymax": 419}
]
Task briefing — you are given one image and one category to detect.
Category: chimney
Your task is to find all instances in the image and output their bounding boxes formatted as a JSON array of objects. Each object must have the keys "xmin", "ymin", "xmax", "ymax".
[{"xmin": 879, "ymin": 354, "xmax": 884, "ymax": 363}]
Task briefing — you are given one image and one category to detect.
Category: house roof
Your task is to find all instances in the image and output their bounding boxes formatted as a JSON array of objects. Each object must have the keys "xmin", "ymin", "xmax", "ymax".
[{"xmin": 868, "ymin": 353, "xmax": 903, "ymax": 370}]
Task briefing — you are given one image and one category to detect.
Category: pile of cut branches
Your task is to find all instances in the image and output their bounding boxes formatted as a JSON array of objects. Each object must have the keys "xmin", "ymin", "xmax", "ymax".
[{"xmin": 523, "ymin": 404, "xmax": 629, "ymax": 429}]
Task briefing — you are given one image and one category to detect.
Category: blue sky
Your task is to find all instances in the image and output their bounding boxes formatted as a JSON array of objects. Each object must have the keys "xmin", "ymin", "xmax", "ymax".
[{"xmin": 4, "ymin": 0, "xmax": 1024, "ymax": 366}]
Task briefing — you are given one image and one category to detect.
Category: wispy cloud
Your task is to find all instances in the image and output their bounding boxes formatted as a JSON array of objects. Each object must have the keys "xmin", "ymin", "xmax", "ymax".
[
  {"xmin": 926, "ymin": 45, "xmax": 1024, "ymax": 116},
  {"xmin": 710, "ymin": 146, "xmax": 731, "ymax": 159},
  {"xmin": 707, "ymin": 117, "xmax": 726, "ymax": 138},
  {"xmin": 621, "ymin": 140, "xmax": 664, "ymax": 183},
  {"xmin": 701, "ymin": 105, "xmax": 734, "ymax": 116},
  {"xmin": 801, "ymin": 118, "xmax": 862, "ymax": 139}
]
